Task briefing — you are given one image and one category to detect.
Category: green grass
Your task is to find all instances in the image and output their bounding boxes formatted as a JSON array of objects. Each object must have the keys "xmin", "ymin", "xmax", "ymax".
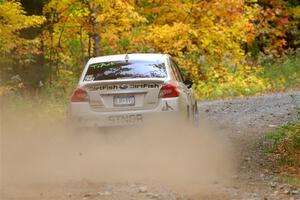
[
  {"xmin": 266, "ymin": 112, "xmax": 300, "ymax": 186},
  {"xmin": 279, "ymin": 175, "xmax": 300, "ymax": 188},
  {"xmin": 267, "ymin": 121, "xmax": 300, "ymax": 150},
  {"xmin": 260, "ymin": 51, "xmax": 300, "ymax": 92}
]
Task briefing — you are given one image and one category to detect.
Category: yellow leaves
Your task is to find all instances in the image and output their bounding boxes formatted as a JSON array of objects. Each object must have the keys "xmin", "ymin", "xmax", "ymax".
[
  {"xmin": 43, "ymin": 0, "xmax": 146, "ymax": 57},
  {"xmin": 0, "ymin": 1, "xmax": 45, "ymax": 53},
  {"xmin": 0, "ymin": 1, "xmax": 45, "ymax": 29},
  {"xmin": 290, "ymin": 6, "xmax": 300, "ymax": 19},
  {"xmin": 147, "ymin": 23, "xmax": 198, "ymax": 56},
  {"xmin": 141, "ymin": 0, "xmax": 256, "ymax": 92},
  {"xmin": 143, "ymin": 0, "xmax": 188, "ymax": 24},
  {"xmin": 96, "ymin": 0, "xmax": 145, "ymax": 30},
  {"xmin": 93, "ymin": 0, "xmax": 146, "ymax": 48}
]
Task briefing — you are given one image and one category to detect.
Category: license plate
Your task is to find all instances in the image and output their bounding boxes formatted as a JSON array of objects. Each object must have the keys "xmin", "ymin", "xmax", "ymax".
[{"xmin": 113, "ymin": 95, "xmax": 135, "ymax": 106}]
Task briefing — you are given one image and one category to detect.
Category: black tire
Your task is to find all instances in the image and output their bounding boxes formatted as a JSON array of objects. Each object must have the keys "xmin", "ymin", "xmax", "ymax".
[{"xmin": 193, "ymin": 102, "xmax": 200, "ymax": 126}]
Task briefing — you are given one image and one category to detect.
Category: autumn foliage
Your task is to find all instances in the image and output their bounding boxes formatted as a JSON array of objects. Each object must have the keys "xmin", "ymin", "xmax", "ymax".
[{"xmin": 0, "ymin": 0, "xmax": 299, "ymax": 99}]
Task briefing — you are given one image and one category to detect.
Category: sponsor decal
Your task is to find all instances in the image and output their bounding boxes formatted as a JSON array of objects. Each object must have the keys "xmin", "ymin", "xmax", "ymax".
[
  {"xmin": 162, "ymin": 101, "xmax": 174, "ymax": 111},
  {"xmin": 108, "ymin": 114, "xmax": 143, "ymax": 124},
  {"xmin": 119, "ymin": 84, "xmax": 128, "ymax": 89},
  {"xmin": 89, "ymin": 83, "xmax": 160, "ymax": 90},
  {"xmin": 84, "ymin": 75, "xmax": 95, "ymax": 81},
  {"xmin": 90, "ymin": 62, "xmax": 114, "ymax": 69}
]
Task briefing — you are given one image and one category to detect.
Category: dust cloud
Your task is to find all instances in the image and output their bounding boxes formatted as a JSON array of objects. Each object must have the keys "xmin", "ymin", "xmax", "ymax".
[{"xmin": 0, "ymin": 110, "xmax": 234, "ymax": 198}]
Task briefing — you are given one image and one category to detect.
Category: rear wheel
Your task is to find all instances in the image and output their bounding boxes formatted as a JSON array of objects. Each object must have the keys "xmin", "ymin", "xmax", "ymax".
[{"xmin": 193, "ymin": 102, "xmax": 199, "ymax": 126}]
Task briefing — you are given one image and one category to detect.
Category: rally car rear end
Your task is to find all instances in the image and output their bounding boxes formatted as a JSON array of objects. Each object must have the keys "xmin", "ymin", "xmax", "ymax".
[
  {"xmin": 68, "ymin": 79, "xmax": 182, "ymax": 128},
  {"xmin": 68, "ymin": 54, "xmax": 186, "ymax": 128}
]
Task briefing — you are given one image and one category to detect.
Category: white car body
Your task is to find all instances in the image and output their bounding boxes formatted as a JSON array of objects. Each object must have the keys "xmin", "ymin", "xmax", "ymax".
[{"xmin": 68, "ymin": 53, "xmax": 198, "ymax": 128}]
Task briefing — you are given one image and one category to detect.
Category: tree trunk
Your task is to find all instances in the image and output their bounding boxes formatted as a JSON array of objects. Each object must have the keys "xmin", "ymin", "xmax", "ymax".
[
  {"xmin": 88, "ymin": 33, "xmax": 91, "ymax": 58},
  {"xmin": 93, "ymin": 32, "xmax": 100, "ymax": 57},
  {"xmin": 88, "ymin": 0, "xmax": 100, "ymax": 57},
  {"xmin": 80, "ymin": 26, "xmax": 86, "ymax": 66}
]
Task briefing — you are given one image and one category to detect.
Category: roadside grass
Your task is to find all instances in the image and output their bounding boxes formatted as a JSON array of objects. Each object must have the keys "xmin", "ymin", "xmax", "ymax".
[
  {"xmin": 279, "ymin": 175, "xmax": 300, "ymax": 188},
  {"xmin": 260, "ymin": 51, "xmax": 300, "ymax": 92},
  {"xmin": 266, "ymin": 112, "xmax": 300, "ymax": 187},
  {"xmin": 1, "ymin": 91, "xmax": 68, "ymax": 124}
]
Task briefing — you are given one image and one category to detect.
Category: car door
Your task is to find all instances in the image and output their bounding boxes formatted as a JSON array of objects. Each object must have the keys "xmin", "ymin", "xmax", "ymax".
[
  {"xmin": 169, "ymin": 58, "xmax": 193, "ymax": 118},
  {"xmin": 173, "ymin": 62, "xmax": 198, "ymax": 120}
]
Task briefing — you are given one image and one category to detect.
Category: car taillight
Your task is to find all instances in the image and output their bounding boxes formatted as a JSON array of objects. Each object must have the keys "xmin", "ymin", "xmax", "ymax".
[
  {"xmin": 159, "ymin": 84, "xmax": 179, "ymax": 98},
  {"xmin": 71, "ymin": 88, "xmax": 89, "ymax": 102}
]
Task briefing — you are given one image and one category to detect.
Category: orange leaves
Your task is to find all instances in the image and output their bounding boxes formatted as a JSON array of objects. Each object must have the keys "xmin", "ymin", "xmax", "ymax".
[
  {"xmin": 278, "ymin": 39, "xmax": 287, "ymax": 46},
  {"xmin": 151, "ymin": 7, "xmax": 161, "ymax": 14},
  {"xmin": 247, "ymin": 0, "xmax": 296, "ymax": 57},
  {"xmin": 245, "ymin": 22, "xmax": 254, "ymax": 32},
  {"xmin": 280, "ymin": 17, "xmax": 289, "ymax": 25}
]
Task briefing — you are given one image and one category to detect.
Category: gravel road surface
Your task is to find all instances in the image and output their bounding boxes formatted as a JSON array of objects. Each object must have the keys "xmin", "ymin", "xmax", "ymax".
[{"xmin": 197, "ymin": 90, "xmax": 300, "ymax": 200}]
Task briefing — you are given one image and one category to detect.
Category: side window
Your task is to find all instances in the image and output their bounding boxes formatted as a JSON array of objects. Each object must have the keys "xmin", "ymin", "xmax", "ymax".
[
  {"xmin": 170, "ymin": 59, "xmax": 184, "ymax": 82},
  {"xmin": 169, "ymin": 59, "xmax": 180, "ymax": 81}
]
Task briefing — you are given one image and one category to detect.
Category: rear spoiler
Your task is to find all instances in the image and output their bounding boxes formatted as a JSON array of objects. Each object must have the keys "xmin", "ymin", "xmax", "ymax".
[{"xmin": 80, "ymin": 78, "xmax": 166, "ymax": 88}]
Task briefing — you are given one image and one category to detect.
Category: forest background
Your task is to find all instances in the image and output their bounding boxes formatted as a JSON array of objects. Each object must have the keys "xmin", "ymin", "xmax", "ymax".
[{"xmin": 0, "ymin": 0, "xmax": 299, "ymax": 114}]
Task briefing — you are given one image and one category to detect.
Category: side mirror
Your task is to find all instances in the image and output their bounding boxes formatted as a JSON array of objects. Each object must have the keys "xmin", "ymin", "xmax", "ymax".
[{"xmin": 183, "ymin": 80, "xmax": 193, "ymax": 88}]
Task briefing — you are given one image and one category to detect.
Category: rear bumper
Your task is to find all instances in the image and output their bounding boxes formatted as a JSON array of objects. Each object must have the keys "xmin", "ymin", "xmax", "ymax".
[{"xmin": 68, "ymin": 98, "xmax": 180, "ymax": 128}]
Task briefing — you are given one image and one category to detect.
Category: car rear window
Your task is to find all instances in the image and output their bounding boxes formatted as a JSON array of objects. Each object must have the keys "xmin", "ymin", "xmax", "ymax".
[{"xmin": 84, "ymin": 60, "xmax": 167, "ymax": 81}]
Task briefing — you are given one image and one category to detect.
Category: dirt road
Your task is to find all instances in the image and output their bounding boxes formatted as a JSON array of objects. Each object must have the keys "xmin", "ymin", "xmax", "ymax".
[
  {"xmin": 1, "ymin": 91, "xmax": 299, "ymax": 200},
  {"xmin": 197, "ymin": 90, "xmax": 300, "ymax": 200}
]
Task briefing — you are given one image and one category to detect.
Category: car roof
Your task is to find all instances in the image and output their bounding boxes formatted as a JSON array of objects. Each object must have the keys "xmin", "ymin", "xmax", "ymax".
[{"xmin": 88, "ymin": 53, "xmax": 168, "ymax": 64}]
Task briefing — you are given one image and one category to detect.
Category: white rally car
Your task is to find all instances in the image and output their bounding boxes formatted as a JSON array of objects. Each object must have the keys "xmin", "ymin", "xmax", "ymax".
[{"xmin": 68, "ymin": 53, "xmax": 198, "ymax": 128}]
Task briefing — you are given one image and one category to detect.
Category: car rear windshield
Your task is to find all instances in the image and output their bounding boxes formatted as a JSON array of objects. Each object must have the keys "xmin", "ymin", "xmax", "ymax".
[{"xmin": 84, "ymin": 60, "xmax": 167, "ymax": 81}]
